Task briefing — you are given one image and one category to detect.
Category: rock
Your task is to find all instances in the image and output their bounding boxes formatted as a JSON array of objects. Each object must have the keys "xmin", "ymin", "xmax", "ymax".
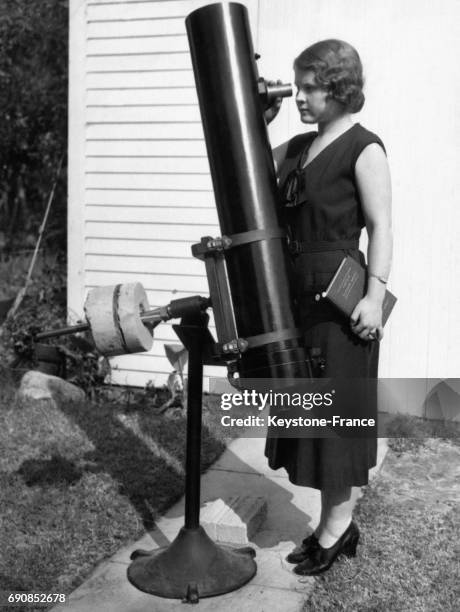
[{"xmin": 17, "ymin": 370, "xmax": 85, "ymax": 406}]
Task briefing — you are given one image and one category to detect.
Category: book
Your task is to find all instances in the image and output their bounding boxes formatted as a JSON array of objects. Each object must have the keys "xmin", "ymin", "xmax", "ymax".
[{"xmin": 321, "ymin": 256, "xmax": 397, "ymax": 326}]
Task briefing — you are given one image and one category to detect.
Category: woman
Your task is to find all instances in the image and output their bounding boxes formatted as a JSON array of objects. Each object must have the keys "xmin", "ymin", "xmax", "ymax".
[{"xmin": 264, "ymin": 39, "xmax": 392, "ymax": 575}]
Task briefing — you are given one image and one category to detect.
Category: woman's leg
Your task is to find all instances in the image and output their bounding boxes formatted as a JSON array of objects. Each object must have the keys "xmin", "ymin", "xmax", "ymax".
[
  {"xmin": 292, "ymin": 486, "xmax": 362, "ymax": 575},
  {"xmin": 317, "ymin": 486, "xmax": 362, "ymax": 548}
]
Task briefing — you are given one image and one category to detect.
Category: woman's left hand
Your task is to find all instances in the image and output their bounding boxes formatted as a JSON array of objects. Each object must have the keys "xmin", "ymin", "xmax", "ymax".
[{"xmin": 350, "ymin": 297, "xmax": 383, "ymax": 341}]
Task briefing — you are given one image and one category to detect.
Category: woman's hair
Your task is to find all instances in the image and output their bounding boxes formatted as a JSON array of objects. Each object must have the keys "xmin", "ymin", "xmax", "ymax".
[{"xmin": 294, "ymin": 39, "xmax": 365, "ymax": 113}]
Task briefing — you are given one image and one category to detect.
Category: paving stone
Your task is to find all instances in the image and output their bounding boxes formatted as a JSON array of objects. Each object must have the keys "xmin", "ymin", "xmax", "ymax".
[
  {"xmin": 216, "ymin": 495, "xmax": 267, "ymax": 544},
  {"xmin": 50, "ymin": 553, "xmax": 307, "ymax": 612},
  {"xmin": 51, "ymin": 437, "xmax": 389, "ymax": 612}
]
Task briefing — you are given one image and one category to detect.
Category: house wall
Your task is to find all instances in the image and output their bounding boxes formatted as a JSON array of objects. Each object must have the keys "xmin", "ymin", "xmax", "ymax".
[
  {"xmin": 259, "ymin": 0, "xmax": 460, "ymax": 385},
  {"xmin": 68, "ymin": 0, "xmax": 258, "ymax": 387},
  {"xmin": 69, "ymin": 0, "xmax": 460, "ymax": 395}
]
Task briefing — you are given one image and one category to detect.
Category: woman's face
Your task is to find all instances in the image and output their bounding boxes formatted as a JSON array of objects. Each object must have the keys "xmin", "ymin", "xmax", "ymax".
[{"xmin": 294, "ymin": 69, "xmax": 333, "ymax": 124}]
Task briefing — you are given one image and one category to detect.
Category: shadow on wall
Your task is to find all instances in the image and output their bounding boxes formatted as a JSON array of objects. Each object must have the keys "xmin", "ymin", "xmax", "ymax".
[{"xmin": 378, "ymin": 379, "xmax": 460, "ymax": 423}]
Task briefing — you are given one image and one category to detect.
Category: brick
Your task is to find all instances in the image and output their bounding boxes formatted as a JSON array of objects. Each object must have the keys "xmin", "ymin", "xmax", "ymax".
[{"xmin": 200, "ymin": 498, "xmax": 229, "ymax": 540}]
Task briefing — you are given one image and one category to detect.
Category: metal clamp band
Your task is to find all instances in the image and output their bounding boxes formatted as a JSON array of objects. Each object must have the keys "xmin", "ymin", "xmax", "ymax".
[
  {"xmin": 228, "ymin": 227, "xmax": 286, "ymax": 248},
  {"xmin": 221, "ymin": 327, "xmax": 302, "ymax": 355},
  {"xmin": 244, "ymin": 327, "xmax": 302, "ymax": 349},
  {"xmin": 192, "ymin": 228, "xmax": 286, "ymax": 259}
]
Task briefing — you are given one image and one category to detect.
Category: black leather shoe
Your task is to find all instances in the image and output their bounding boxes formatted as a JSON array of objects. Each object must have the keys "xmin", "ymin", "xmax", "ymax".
[
  {"xmin": 286, "ymin": 533, "xmax": 319, "ymax": 564},
  {"xmin": 293, "ymin": 521, "xmax": 359, "ymax": 575}
]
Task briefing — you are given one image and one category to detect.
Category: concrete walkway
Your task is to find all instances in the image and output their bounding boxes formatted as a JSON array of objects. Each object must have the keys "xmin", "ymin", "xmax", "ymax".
[{"xmin": 52, "ymin": 437, "xmax": 388, "ymax": 612}]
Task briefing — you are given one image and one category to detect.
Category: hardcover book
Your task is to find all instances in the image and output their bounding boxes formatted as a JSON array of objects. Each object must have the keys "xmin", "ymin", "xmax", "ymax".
[{"xmin": 321, "ymin": 256, "xmax": 397, "ymax": 326}]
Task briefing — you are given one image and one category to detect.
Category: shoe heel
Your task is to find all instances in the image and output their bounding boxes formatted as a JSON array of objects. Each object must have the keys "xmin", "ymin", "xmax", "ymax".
[{"xmin": 343, "ymin": 534, "xmax": 359, "ymax": 558}]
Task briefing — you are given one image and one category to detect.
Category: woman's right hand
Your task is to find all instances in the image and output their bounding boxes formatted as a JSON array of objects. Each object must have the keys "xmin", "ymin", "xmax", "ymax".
[
  {"xmin": 264, "ymin": 80, "xmax": 283, "ymax": 125},
  {"xmin": 350, "ymin": 296, "xmax": 384, "ymax": 342}
]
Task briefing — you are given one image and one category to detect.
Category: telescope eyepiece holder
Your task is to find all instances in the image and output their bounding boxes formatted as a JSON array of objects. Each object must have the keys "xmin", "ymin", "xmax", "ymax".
[{"xmin": 257, "ymin": 77, "xmax": 292, "ymax": 110}]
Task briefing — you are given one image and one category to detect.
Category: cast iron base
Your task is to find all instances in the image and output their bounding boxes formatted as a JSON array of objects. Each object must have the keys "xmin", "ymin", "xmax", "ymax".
[{"xmin": 127, "ymin": 526, "xmax": 257, "ymax": 603}]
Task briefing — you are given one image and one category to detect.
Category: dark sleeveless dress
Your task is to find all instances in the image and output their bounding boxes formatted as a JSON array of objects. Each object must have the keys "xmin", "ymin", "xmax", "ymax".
[{"xmin": 264, "ymin": 123, "xmax": 385, "ymax": 489}]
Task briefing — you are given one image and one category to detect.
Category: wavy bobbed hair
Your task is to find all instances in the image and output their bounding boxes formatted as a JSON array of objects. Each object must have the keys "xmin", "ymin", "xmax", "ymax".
[{"xmin": 294, "ymin": 39, "xmax": 365, "ymax": 113}]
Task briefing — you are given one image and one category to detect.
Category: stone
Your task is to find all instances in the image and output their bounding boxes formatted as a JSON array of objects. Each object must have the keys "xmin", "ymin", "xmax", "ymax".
[{"xmin": 17, "ymin": 370, "xmax": 85, "ymax": 406}]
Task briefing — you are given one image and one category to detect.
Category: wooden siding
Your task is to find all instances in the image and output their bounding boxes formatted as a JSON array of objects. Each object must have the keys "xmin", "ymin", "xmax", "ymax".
[
  {"xmin": 70, "ymin": 0, "xmax": 460, "ymax": 391},
  {"xmin": 259, "ymin": 0, "xmax": 460, "ymax": 379},
  {"xmin": 69, "ymin": 0, "xmax": 259, "ymax": 387}
]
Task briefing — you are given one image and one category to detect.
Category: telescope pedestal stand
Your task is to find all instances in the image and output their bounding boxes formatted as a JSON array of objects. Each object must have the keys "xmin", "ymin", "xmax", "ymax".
[{"xmin": 127, "ymin": 314, "xmax": 257, "ymax": 603}]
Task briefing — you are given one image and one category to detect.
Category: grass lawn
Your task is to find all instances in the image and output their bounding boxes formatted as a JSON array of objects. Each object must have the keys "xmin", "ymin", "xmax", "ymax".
[
  {"xmin": 0, "ymin": 365, "xmax": 231, "ymax": 610},
  {"xmin": 302, "ymin": 435, "xmax": 460, "ymax": 612},
  {"xmin": 1, "ymin": 252, "xmax": 459, "ymax": 611},
  {"xmin": 0, "ymin": 249, "xmax": 243, "ymax": 610},
  {"xmin": 3, "ymin": 367, "xmax": 458, "ymax": 612}
]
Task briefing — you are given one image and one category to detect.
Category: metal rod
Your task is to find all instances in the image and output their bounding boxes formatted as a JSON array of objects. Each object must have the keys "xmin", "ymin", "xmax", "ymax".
[
  {"xmin": 34, "ymin": 308, "xmax": 165, "ymax": 341},
  {"xmin": 183, "ymin": 322, "xmax": 205, "ymax": 529},
  {"xmin": 35, "ymin": 322, "xmax": 90, "ymax": 340}
]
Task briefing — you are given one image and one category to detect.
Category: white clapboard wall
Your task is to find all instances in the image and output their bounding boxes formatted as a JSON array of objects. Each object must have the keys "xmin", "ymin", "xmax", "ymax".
[
  {"xmin": 68, "ymin": 0, "xmax": 258, "ymax": 387},
  {"xmin": 69, "ymin": 0, "xmax": 460, "ymax": 393},
  {"xmin": 256, "ymin": 0, "xmax": 460, "ymax": 386}
]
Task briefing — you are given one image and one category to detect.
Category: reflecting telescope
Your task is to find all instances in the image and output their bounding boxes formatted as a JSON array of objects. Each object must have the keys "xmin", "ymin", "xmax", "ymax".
[{"xmin": 187, "ymin": 2, "xmax": 310, "ymax": 381}]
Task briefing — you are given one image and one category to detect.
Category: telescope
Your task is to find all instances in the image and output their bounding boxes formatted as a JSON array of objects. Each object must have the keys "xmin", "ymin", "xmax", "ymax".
[
  {"xmin": 37, "ymin": 4, "xmax": 308, "ymax": 383},
  {"xmin": 35, "ymin": 2, "xmax": 312, "ymax": 603}
]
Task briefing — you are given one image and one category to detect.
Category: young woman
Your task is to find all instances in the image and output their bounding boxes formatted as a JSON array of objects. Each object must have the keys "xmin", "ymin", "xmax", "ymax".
[{"xmin": 264, "ymin": 39, "xmax": 392, "ymax": 575}]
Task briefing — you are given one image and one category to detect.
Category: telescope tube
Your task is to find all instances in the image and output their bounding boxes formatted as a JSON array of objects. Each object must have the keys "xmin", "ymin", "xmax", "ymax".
[{"xmin": 186, "ymin": 2, "xmax": 309, "ymax": 378}]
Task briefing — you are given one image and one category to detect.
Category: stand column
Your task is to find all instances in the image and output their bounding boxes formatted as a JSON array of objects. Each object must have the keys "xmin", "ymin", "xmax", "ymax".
[
  {"xmin": 184, "ymin": 322, "xmax": 204, "ymax": 530},
  {"xmin": 127, "ymin": 316, "xmax": 257, "ymax": 603}
]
